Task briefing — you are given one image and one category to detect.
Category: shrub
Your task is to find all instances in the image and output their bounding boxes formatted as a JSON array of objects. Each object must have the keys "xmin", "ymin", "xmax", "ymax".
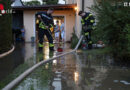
[
  {"xmin": 0, "ymin": 0, "xmax": 12, "ymax": 54},
  {"xmin": 91, "ymin": 0, "xmax": 130, "ymax": 60},
  {"xmin": 42, "ymin": 0, "xmax": 58, "ymax": 5},
  {"xmin": 71, "ymin": 28, "xmax": 79, "ymax": 49}
]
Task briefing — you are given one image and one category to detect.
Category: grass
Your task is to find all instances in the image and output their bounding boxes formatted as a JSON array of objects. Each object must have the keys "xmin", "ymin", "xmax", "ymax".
[{"xmin": 83, "ymin": 47, "xmax": 111, "ymax": 55}]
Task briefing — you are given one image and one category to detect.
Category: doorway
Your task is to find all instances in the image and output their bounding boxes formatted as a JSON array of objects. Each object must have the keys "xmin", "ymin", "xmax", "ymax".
[
  {"xmin": 53, "ymin": 16, "xmax": 65, "ymax": 43},
  {"xmin": 35, "ymin": 16, "xmax": 65, "ymax": 43}
]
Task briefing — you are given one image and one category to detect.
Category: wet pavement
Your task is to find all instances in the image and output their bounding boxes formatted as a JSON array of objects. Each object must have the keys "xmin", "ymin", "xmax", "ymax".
[{"xmin": 0, "ymin": 42, "xmax": 130, "ymax": 90}]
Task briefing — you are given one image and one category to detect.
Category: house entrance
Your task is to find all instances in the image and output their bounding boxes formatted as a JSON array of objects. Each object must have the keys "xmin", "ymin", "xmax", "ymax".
[{"xmin": 35, "ymin": 16, "xmax": 65, "ymax": 43}]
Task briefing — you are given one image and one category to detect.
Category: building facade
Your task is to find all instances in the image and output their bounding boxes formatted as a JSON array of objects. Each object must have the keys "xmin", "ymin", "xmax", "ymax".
[
  {"xmin": 65, "ymin": 0, "xmax": 95, "ymax": 38},
  {"xmin": 12, "ymin": 4, "xmax": 76, "ymax": 42},
  {"xmin": 12, "ymin": 0, "xmax": 95, "ymax": 42}
]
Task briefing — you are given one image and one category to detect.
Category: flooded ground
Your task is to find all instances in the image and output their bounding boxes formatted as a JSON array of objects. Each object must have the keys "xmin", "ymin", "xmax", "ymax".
[
  {"xmin": 15, "ymin": 51, "xmax": 130, "ymax": 90},
  {"xmin": 0, "ymin": 42, "xmax": 37, "ymax": 89},
  {"xmin": 0, "ymin": 42, "xmax": 130, "ymax": 90}
]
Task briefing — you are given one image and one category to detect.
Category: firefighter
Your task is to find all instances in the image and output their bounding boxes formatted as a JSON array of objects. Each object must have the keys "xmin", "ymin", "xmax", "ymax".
[
  {"xmin": 78, "ymin": 11, "xmax": 95, "ymax": 49},
  {"xmin": 36, "ymin": 8, "xmax": 54, "ymax": 51}
]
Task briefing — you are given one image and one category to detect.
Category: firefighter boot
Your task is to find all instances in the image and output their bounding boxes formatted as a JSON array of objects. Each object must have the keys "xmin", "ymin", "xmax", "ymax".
[
  {"xmin": 49, "ymin": 43, "xmax": 54, "ymax": 51},
  {"xmin": 38, "ymin": 43, "xmax": 43, "ymax": 51}
]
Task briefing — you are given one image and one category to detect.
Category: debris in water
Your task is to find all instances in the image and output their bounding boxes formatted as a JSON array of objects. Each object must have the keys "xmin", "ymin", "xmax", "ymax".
[{"xmin": 120, "ymin": 80, "xmax": 130, "ymax": 85}]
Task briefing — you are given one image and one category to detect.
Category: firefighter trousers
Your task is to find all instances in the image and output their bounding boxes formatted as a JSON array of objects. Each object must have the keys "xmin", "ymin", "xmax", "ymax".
[
  {"xmin": 84, "ymin": 29, "xmax": 92, "ymax": 49},
  {"xmin": 38, "ymin": 28, "xmax": 54, "ymax": 50}
]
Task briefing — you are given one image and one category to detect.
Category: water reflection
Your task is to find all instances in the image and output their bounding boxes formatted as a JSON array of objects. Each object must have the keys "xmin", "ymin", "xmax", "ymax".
[
  {"xmin": 50, "ymin": 51, "xmax": 130, "ymax": 90},
  {"xmin": 43, "ymin": 42, "xmax": 50, "ymax": 60},
  {"xmin": 74, "ymin": 71, "xmax": 79, "ymax": 84},
  {"xmin": 0, "ymin": 42, "xmax": 37, "ymax": 89},
  {"xmin": 14, "ymin": 43, "xmax": 72, "ymax": 90},
  {"xmin": 52, "ymin": 71, "xmax": 62, "ymax": 90},
  {"xmin": 76, "ymin": 52, "xmax": 130, "ymax": 90},
  {"xmin": 0, "ymin": 43, "xmax": 25, "ymax": 81},
  {"xmin": 3, "ymin": 42, "xmax": 130, "ymax": 90}
]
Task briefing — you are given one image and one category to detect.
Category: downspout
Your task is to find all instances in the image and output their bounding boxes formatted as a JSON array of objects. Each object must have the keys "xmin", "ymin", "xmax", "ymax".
[
  {"xmin": 81, "ymin": 0, "xmax": 84, "ymax": 37},
  {"xmin": 82, "ymin": 0, "xmax": 84, "ymax": 11},
  {"xmin": 65, "ymin": 0, "xmax": 66, "ymax": 4}
]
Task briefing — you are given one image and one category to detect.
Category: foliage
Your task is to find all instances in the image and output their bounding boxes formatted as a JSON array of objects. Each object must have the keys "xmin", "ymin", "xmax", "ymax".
[
  {"xmin": 91, "ymin": 0, "xmax": 130, "ymax": 60},
  {"xmin": 0, "ymin": 0, "xmax": 12, "ymax": 54},
  {"xmin": 42, "ymin": 0, "xmax": 58, "ymax": 5},
  {"xmin": 23, "ymin": 0, "xmax": 59, "ymax": 6},
  {"xmin": 126, "ymin": 24, "xmax": 130, "ymax": 52},
  {"xmin": 71, "ymin": 28, "xmax": 79, "ymax": 49},
  {"xmin": 84, "ymin": 47, "xmax": 111, "ymax": 55},
  {"xmin": 23, "ymin": 0, "xmax": 41, "ymax": 6}
]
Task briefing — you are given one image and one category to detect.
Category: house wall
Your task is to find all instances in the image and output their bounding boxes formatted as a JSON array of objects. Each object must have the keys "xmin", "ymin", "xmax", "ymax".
[
  {"xmin": 75, "ymin": 0, "xmax": 82, "ymax": 38},
  {"xmin": 66, "ymin": 0, "xmax": 94, "ymax": 38},
  {"xmin": 84, "ymin": 0, "xmax": 94, "ymax": 12},
  {"xmin": 24, "ymin": 10, "xmax": 36, "ymax": 42},
  {"xmin": 23, "ymin": 10, "xmax": 75, "ymax": 42}
]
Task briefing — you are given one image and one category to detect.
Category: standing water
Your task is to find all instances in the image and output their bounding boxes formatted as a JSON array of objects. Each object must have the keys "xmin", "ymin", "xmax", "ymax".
[{"xmin": 0, "ymin": 43, "xmax": 130, "ymax": 90}]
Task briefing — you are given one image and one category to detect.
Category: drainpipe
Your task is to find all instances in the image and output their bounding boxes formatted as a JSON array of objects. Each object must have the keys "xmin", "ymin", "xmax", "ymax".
[
  {"xmin": 82, "ymin": 0, "xmax": 84, "ymax": 12},
  {"xmin": 81, "ymin": 0, "xmax": 85, "ymax": 37}
]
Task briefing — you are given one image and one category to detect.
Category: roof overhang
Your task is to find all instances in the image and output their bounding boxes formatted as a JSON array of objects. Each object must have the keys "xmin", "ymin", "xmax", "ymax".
[{"xmin": 12, "ymin": 4, "xmax": 77, "ymax": 11}]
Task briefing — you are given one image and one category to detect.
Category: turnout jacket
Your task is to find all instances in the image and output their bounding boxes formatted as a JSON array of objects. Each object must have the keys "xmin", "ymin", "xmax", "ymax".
[
  {"xmin": 36, "ymin": 11, "xmax": 54, "ymax": 28},
  {"xmin": 81, "ymin": 12, "xmax": 95, "ymax": 27}
]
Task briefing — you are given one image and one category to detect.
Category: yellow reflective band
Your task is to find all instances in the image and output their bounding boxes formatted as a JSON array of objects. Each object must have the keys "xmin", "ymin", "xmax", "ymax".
[
  {"xmin": 85, "ymin": 16, "xmax": 89, "ymax": 20},
  {"xmin": 39, "ymin": 43, "xmax": 44, "ymax": 47},
  {"xmin": 85, "ymin": 32, "xmax": 89, "ymax": 36},
  {"xmin": 90, "ymin": 20, "xmax": 94, "ymax": 23},
  {"xmin": 39, "ymin": 22, "xmax": 46, "ymax": 29},
  {"xmin": 85, "ymin": 14, "xmax": 93, "ymax": 20},
  {"xmin": 89, "ymin": 14, "xmax": 92, "ymax": 16},
  {"xmin": 88, "ymin": 41, "xmax": 92, "ymax": 44},
  {"xmin": 81, "ymin": 19, "xmax": 85, "ymax": 25},
  {"xmin": 82, "ymin": 22, "xmax": 85, "ymax": 25},
  {"xmin": 49, "ymin": 43, "xmax": 54, "ymax": 47},
  {"xmin": 81, "ymin": 19, "xmax": 84, "ymax": 22}
]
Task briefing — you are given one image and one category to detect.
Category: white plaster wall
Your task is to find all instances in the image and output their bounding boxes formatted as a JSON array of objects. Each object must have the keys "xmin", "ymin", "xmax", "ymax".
[
  {"xmin": 24, "ymin": 10, "xmax": 36, "ymax": 42},
  {"xmin": 75, "ymin": 0, "xmax": 82, "ymax": 38},
  {"xmin": 84, "ymin": 0, "xmax": 94, "ymax": 12}
]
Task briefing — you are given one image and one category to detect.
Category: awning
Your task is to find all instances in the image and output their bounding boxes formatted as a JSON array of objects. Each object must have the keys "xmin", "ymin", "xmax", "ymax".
[{"xmin": 12, "ymin": 4, "xmax": 77, "ymax": 10}]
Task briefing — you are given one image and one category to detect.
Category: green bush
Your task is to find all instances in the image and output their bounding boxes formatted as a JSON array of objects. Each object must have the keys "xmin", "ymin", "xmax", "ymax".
[
  {"xmin": 71, "ymin": 28, "xmax": 79, "ymax": 49},
  {"xmin": 0, "ymin": 0, "xmax": 12, "ymax": 54},
  {"xmin": 42, "ymin": 0, "xmax": 58, "ymax": 5},
  {"xmin": 23, "ymin": 0, "xmax": 41, "ymax": 6},
  {"xmin": 91, "ymin": 0, "xmax": 130, "ymax": 60}
]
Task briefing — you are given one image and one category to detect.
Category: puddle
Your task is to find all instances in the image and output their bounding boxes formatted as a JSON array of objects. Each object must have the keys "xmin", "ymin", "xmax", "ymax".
[{"xmin": 1, "ymin": 42, "xmax": 130, "ymax": 90}]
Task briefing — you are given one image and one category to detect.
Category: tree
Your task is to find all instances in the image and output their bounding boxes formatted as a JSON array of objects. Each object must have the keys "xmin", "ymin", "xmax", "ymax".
[
  {"xmin": 23, "ymin": 0, "xmax": 41, "ymax": 6},
  {"xmin": 0, "ymin": 0, "xmax": 12, "ymax": 54},
  {"xmin": 91, "ymin": 0, "xmax": 130, "ymax": 60},
  {"xmin": 42, "ymin": 0, "xmax": 58, "ymax": 5}
]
